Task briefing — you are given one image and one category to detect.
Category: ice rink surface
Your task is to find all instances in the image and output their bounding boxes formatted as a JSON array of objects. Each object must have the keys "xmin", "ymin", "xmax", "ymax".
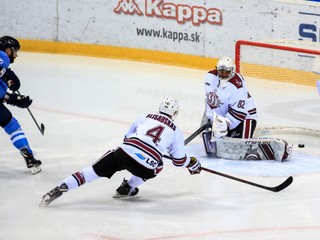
[{"xmin": 0, "ymin": 52, "xmax": 320, "ymax": 240}]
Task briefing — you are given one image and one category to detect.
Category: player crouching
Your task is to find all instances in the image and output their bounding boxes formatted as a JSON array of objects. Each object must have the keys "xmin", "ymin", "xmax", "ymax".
[{"xmin": 201, "ymin": 56, "xmax": 292, "ymax": 162}]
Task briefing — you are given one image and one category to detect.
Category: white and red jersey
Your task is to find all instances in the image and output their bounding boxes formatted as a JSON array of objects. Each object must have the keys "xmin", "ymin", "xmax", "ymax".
[
  {"xmin": 120, "ymin": 113, "xmax": 190, "ymax": 170},
  {"xmin": 204, "ymin": 70, "xmax": 257, "ymax": 130}
]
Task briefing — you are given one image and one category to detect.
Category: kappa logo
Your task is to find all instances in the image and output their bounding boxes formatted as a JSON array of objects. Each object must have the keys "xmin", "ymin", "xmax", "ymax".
[
  {"xmin": 114, "ymin": 0, "xmax": 222, "ymax": 26},
  {"xmin": 114, "ymin": 0, "xmax": 143, "ymax": 16}
]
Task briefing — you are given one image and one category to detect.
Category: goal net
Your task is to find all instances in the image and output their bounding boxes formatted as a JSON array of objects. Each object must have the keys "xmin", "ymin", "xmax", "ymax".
[{"xmin": 235, "ymin": 40, "xmax": 320, "ymax": 137}]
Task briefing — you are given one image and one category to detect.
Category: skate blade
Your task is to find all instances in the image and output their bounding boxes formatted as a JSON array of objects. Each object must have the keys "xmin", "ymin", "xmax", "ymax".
[
  {"xmin": 39, "ymin": 195, "xmax": 51, "ymax": 207},
  {"xmin": 31, "ymin": 165, "xmax": 42, "ymax": 175},
  {"xmin": 112, "ymin": 193, "xmax": 137, "ymax": 199},
  {"xmin": 113, "ymin": 193, "xmax": 123, "ymax": 199}
]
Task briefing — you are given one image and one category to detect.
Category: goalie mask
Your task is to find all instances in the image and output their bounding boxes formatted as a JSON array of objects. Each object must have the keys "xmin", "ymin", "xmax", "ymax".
[
  {"xmin": 216, "ymin": 56, "xmax": 235, "ymax": 87},
  {"xmin": 159, "ymin": 96, "xmax": 179, "ymax": 120}
]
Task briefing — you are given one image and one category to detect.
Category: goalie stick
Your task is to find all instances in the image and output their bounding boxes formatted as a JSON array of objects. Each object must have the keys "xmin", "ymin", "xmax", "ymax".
[
  {"xmin": 17, "ymin": 91, "xmax": 45, "ymax": 135},
  {"xmin": 163, "ymin": 121, "xmax": 210, "ymax": 159},
  {"xmin": 184, "ymin": 121, "xmax": 211, "ymax": 145},
  {"xmin": 201, "ymin": 166, "xmax": 293, "ymax": 192}
]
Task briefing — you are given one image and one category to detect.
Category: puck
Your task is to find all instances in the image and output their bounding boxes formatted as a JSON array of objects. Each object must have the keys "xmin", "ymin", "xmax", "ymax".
[{"xmin": 298, "ymin": 144, "xmax": 305, "ymax": 148}]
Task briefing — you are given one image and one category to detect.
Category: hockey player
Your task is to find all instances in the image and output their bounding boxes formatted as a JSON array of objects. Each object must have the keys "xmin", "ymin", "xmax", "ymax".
[
  {"xmin": 201, "ymin": 57, "xmax": 292, "ymax": 161},
  {"xmin": 39, "ymin": 97, "xmax": 201, "ymax": 207},
  {"xmin": 0, "ymin": 36, "xmax": 42, "ymax": 174},
  {"xmin": 201, "ymin": 56, "xmax": 257, "ymax": 144}
]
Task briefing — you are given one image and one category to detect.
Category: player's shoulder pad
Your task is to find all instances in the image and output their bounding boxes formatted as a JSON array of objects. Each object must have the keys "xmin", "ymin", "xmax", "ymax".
[
  {"xmin": 228, "ymin": 74, "xmax": 244, "ymax": 89},
  {"xmin": 208, "ymin": 69, "xmax": 218, "ymax": 76},
  {"xmin": 206, "ymin": 70, "xmax": 218, "ymax": 86},
  {"xmin": 0, "ymin": 51, "xmax": 10, "ymax": 70}
]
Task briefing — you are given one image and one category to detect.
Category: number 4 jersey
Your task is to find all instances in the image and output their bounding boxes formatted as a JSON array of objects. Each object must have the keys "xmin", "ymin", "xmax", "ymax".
[{"xmin": 120, "ymin": 113, "xmax": 188, "ymax": 170}]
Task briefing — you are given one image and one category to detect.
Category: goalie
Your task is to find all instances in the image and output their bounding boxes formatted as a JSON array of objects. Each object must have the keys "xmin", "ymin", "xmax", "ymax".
[{"xmin": 201, "ymin": 56, "xmax": 292, "ymax": 162}]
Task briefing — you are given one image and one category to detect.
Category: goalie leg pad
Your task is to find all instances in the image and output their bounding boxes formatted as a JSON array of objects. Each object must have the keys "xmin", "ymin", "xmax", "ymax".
[
  {"xmin": 270, "ymin": 139, "xmax": 292, "ymax": 162},
  {"xmin": 216, "ymin": 138, "xmax": 293, "ymax": 162},
  {"xmin": 202, "ymin": 131, "xmax": 216, "ymax": 155}
]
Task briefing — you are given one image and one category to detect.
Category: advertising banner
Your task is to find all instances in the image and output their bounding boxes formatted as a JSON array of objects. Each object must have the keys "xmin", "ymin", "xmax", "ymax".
[{"xmin": 0, "ymin": 0, "xmax": 319, "ymax": 58}]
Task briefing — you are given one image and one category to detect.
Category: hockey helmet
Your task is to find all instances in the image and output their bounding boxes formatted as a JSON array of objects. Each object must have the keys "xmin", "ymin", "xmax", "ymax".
[
  {"xmin": 159, "ymin": 96, "xmax": 179, "ymax": 120},
  {"xmin": 0, "ymin": 36, "xmax": 20, "ymax": 51},
  {"xmin": 0, "ymin": 36, "xmax": 20, "ymax": 63},
  {"xmin": 216, "ymin": 56, "xmax": 235, "ymax": 86}
]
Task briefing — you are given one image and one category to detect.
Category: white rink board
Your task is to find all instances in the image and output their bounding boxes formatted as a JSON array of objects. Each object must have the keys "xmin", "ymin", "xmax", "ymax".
[{"xmin": 0, "ymin": 0, "xmax": 320, "ymax": 57}]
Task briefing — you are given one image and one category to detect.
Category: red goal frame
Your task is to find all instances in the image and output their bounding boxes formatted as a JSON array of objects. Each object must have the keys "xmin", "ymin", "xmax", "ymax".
[{"xmin": 235, "ymin": 40, "xmax": 320, "ymax": 73}]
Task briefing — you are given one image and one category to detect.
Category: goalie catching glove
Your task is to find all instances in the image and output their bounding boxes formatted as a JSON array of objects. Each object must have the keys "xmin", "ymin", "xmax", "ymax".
[
  {"xmin": 211, "ymin": 113, "xmax": 230, "ymax": 141},
  {"xmin": 3, "ymin": 93, "xmax": 32, "ymax": 108},
  {"xmin": 186, "ymin": 157, "xmax": 201, "ymax": 175}
]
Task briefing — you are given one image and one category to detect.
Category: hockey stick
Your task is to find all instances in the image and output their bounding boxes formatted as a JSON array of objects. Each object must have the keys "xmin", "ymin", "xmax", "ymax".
[
  {"xmin": 164, "ymin": 122, "xmax": 293, "ymax": 192},
  {"xmin": 17, "ymin": 91, "xmax": 45, "ymax": 135},
  {"xmin": 201, "ymin": 166, "xmax": 293, "ymax": 192},
  {"xmin": 163, "ymin": 154, "xmax": 293, "ymax": 192},
  {"xmin": 184, "ymin": 121, "xmax": 211, "ymax": 145}
]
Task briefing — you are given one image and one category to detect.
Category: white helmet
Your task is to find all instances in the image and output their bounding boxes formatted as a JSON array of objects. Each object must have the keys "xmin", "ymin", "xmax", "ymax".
[
  {"xmin": 159, "ymin": 96, "xmax": 179, "ymax": 120},
  {"xmin": 216, "ymin": 56, "xmax": 235, "ymax": 86}
]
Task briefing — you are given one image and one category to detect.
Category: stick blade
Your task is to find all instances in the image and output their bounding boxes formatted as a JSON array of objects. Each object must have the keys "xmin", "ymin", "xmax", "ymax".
[
  {"xmin": 40, "ymin": 123, "xmax": 45, "ymax": 135},
  {"xmin": 272, "ymin": 176, "xmax": 293, "ymax": 192}
]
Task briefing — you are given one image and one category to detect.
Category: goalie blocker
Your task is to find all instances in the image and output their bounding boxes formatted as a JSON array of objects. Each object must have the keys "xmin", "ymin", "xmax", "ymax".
[{"xmin": 202, "ymin": 132, "xmax": 292, "ymax": 162}]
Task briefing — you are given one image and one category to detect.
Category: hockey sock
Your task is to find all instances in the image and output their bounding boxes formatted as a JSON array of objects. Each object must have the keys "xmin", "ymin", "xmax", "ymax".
[
  {"xmin": 128, "ymin": 175, "xmax": 145, "ymax": 189},
  {"xmin": 62, "ymin": 166, "xmax": 100, "ymax": 190},
  {"xmin": 3, "ymin": 117, "xmax": 32, "ymax": 153}
]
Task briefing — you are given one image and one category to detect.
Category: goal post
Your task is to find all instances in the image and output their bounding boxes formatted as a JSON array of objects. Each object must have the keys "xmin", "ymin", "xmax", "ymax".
[{"xmin": 234, "ymin": 40, "xmax": 320, "ymax": 137}]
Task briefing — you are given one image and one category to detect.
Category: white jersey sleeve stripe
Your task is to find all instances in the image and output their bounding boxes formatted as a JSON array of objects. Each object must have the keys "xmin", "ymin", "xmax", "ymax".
[
  {"xmin": 228, "ymin": 107, "xmax": 247, "ymax": 121},
  {"xmin": 172, "ymin": 155, "xmax": 187, "ymax": 167},
  {"xmin": 248, "ymin": 108, "xmax": 257, "ymax": 115}
]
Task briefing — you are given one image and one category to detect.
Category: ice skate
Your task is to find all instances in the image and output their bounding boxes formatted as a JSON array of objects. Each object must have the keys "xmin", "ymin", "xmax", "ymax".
[
  {"xmin": 39, "ymin": 183, "xmax": 68, "ymax": 207},
  {"xmin": 20, "ymin": 148, "xmax": 42, "ymax": 174},
  {"xmin": 113, "ymin": 178, "xmax": 139, "ymax": 199}
]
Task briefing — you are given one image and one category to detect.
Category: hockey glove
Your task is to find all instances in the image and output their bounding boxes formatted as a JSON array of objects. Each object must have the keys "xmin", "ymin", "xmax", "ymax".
[
  {"xmin": 0, "ymin": 67, "xmax": 6, "ymax": 78},
  {"xmin": 4, "ymin": 93, "xmax": 32, "ymax": 108},
  {"xmin": 211, "ymin": 113, "xmax": 230, "ymax": 141},
  {"xmin": 2, "ymin": 68, "xmax": 20, "ymax": 91},
  {"xmin": 187, "ymin": 157, "xmax": 201, "ymax": 175}
]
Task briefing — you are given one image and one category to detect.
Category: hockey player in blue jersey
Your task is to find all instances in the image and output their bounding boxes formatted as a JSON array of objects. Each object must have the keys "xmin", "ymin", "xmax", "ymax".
[{"xmin": 0, "ymin": 36, "xmax": 42, "ymax": 174}]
